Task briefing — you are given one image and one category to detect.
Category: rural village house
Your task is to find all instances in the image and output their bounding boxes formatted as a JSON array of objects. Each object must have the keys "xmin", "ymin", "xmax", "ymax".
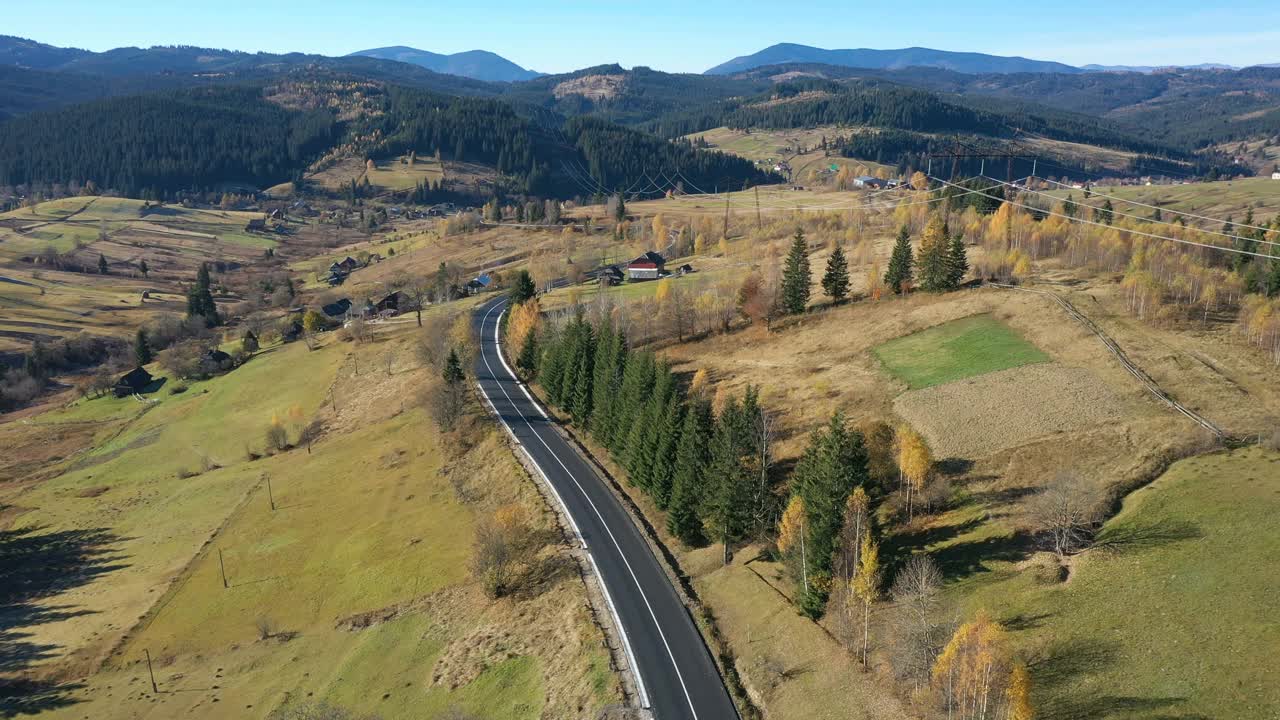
[{"xmin": 626, "ymin": 251, "xmax": 666, "ymax": 281}]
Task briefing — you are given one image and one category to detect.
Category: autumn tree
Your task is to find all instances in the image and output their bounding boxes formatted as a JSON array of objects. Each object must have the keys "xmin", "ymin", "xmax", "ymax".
[
  {"xmin": 896, "ymin": 425, "xmax": 933, "ymax": 520},
  {"xmin": 918, "ymin": 214, "xmax": 951, "ymax": 292},
  {"xmin": 821, "ymin": 244, "xmax": 850, "ymax": 303},
  {"xmin": 781, "ymin": 227, "xmax": 812, "ymax": 315},
  {"xmin": 933, "ymin": 611, "xmax": 1023, "ymax": 720},
  {"xmin": 777, "ymin": 495, "xmax": 808, "ymax": 592},
  {"xmin": 884, "ymin": 225, "xmax": 914, "ymax": 294},
  {"xmin": 852, "ymin": 532, "xmax": 881, "ymax": 668}
]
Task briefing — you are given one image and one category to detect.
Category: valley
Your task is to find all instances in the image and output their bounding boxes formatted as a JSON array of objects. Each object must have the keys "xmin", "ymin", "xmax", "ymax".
[{"xmin": 2, "ymin": 20, "xmax": 1280, "ymax": 720}]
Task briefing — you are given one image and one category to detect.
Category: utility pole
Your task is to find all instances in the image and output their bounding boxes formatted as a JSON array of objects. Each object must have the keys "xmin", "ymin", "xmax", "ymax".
[
  {"xmin": 723, "ymin": 191, "xmax": 730, "ymax": 240},
  {"xmin": 145, "ymin": 649, "xmax": 158, "ymax": 694},
  {"xmin": 266, "ymin": 475, "xmax": 275, "ymax": 511},
  {"xmin": 218, "ymin": 548, "xmax": 228, "ymax": 589},
  {"xmin": 755, "ymin": 186, "xmax": 762, "ymax": 230}
]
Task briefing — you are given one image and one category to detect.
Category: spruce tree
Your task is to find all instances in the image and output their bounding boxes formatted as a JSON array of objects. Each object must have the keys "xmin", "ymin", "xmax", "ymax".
[
  {"xmin": 510, "ymin": 270, "xmax": 537, "ymax": 304},
  {"xmin": 187, "ymin": 262, "xmax": 219, "ymax": 327},
  {"xmin": 614, "ymin": 194, "xmax": 627, "ymax": 222},
  {"xmin": 821, "ymin": 244, "xmax": 850, "ymax": 303},
  {"xmin": 793, "ymin": 412, "xmax": 867, "ymax": 617},
  {"xmin": 650, "ymin": 397, "xmax": 685, "ymax": 508},
  {"xmin": 884, "ymin": 225, "xmax": 914, "ymax": 294},
  {"xmin": 516, "ymin": 330, "xmax": 539, "ymax": 379},
  {"xmin": 134, "ymin": 328, "xmax": 152, "ymax": 366},
  {"xmin": 668, "ymin": 397, "xmax": 713, "ymax": 545},
  {"xmin": 98, "ymin": 253, "xmax": 109, "ymax": 275},
  {"xmin": 629, "ymin": 366, "xmax": 674, "ymax": 491},
  {"xmin": 571, "ymin": 345, "xmax": 594, "ymax": 426},
  {"xmin": 781, "ymin": 227, "xmax": 811, "ymax": 315},
  {"xmin": 705, "ymin": 395, "xmax": 756, "ymax": 564},
  {"xmin": 443, "ymin": 348, "xmax": 465, "ymax": 384},
  {"xmin": 539, "ymin": 326, "xmax": 567, "ymax": 401},
  {"xmin": 590, "ymin": 324, "xmax": 625, "ymax": 443},
  {"xmin": 611, "ymin": 351, "xmax": 655, "ymax": 456},
  {"xmin": 139, "ymin": 259, "xmax": 149, "ymax": 278},
  {"xmin": 1099, "ymin": 199, "xmax": 1114, "ymax": 225},
  {"xmin": 945, "ymin": 230, "xmax": 969, "ymax": 290}
]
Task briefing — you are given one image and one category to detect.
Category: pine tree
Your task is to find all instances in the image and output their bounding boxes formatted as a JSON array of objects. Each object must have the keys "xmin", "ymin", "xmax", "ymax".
[
  {"xmin": 650, "ymin": 398, "xmax": 685, "ymax": 508},
  {"xmin": 1099, "ymin": 198, "xmax": 1114, "ymax": 225},
  {"xmin": 516, "ymin": 329, "xmax": 539, "ymax": 378},
  {"xmin": 884, "ymin": 225, "xmax": 914, "ymax": 295},
  {"xmin": 945, "ymin": 229, "xmax": 969, "ymax": 290},
  {"xmin": 792, "ymin": 412, "xmax": 867, "ymax": 617},
  {"xmin": 139, "ymin": 259, "xmax": 149, "ymax": 278},
  {"xmin": 590, "ymin": 325, "xmax": 626, "ymax": 444},
  {"xmin": 510, "ymin": 270, "xmax": 537, "ymax": 304},
  {"xmin": 821, "ymin": 244, "xmax": 850, "ymax": 303},
  {"xmin": 186, "ymin": 262, "xmax": 219, "ymax": 327},
  {"xmin": 443, "ymin": 348, "xmax": 465, "ymax": 384},
  {"xmin": 612, "ymin": 351, "xmax": 656, "ymax": 455},
  {"xmin": 98, "ymin": 253, "xmax": 109, "ymax": 275},
  {"xmin": 781, "ymin": 227, "xmax": 812, "ymax": 314},
  {"xmin": 630, "ymin": 366, "xmax": 675, "ymax": 492},
  {"xmin": 917, "ymin": 214, "xmax": 949, "ymax": 292},
  {"xmin": 134, "ymin": 328, "xmax": 152, "ymax": 366},
  {"xmin": 668, "ymin": 396, "xmax": 713, "ymax": 545},
  {"xmin": 614, "ymin": 194, "xmax": 627, "ymax": 222},
  {"xmin": 705, "ymin": 395, "xmax": 756, "ymax": 564},
  {"xmin": 571, "ymin": 343, "xmax": 594, "ymax": 426}
]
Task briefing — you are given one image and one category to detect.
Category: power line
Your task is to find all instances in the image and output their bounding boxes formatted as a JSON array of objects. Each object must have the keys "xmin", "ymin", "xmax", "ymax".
[
  {"xmin": 982, "ymin": 175, "xmax": 1280, "ymax": 249},
  {"xmin": 928, "ymin": 174, "xmax": 1278, "ymax": 260},
  {"xmin": 1034, "ymin": 176, "xmax": 1278, "ymax": 235}
]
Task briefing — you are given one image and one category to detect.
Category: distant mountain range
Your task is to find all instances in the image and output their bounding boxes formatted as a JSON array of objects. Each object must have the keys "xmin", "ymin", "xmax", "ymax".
[
  {"xmin": 705, "ymin": 43, "xmax": 1084, "ymax": 76},
  {"xmin": 347, "ymin": 46, "xmax": 539, "ymax": 82},
  {"xmin": 705, "ymin": 42, "xmax": 1276, "ymax": 76}
]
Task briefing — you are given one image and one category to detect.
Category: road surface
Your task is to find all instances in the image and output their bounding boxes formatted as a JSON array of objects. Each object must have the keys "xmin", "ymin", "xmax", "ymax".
[{"xmin": 473, "ymin": 296, "xmax": 739, "ymax": 720}]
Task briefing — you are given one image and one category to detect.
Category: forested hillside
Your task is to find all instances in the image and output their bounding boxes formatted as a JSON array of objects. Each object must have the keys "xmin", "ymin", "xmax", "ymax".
[{"xmin": 0, "ymin": 86, "xmax": 337, "ymax": 196}]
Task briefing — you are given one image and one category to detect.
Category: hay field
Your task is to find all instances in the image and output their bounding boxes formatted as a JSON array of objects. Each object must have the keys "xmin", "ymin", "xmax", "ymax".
[{"xmin": 894, "ymin": 363, "xmax": 1123, "ymax": 457}]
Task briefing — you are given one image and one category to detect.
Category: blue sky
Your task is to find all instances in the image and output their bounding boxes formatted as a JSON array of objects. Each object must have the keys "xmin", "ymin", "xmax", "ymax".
[{"xmin": 9, "ymin": 0, "xmax": 1280, "ymax": 74}]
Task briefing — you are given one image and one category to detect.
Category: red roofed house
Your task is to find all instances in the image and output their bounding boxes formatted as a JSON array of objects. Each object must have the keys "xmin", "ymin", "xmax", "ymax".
[{"xmin": 626, "ymin": 251, "xmax": 666, "ymax": 282}]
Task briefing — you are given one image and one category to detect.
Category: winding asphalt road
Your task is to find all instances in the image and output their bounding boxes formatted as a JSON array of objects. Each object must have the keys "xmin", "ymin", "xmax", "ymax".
[{"xmin": 472, "ymin": 296, "xmax": 739, "ymax": 720}]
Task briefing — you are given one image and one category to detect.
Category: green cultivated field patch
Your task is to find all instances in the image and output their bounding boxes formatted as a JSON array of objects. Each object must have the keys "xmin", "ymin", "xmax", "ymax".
[{"xmin": 873, "ymin": 313, "xmax": 1049, "ymax": 389}]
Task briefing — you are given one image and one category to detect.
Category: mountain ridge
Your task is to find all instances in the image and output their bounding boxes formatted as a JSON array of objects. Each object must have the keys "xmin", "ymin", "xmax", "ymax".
[{"xmin": 348, "ymin": 45, "xmax": 540, "ymax": 82}]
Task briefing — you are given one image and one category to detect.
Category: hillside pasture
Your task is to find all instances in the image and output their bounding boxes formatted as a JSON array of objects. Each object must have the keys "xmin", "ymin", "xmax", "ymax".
[
  {"xmin": 952, "ymin": 447, "xmax": 1280, "ymax": 719},
  {"xmin": 1, "ymin": 321, "xmax": 620, "ymax": 719}
]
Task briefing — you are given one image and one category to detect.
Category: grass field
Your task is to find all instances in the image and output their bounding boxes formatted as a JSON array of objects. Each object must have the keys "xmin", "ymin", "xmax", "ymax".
[
  {"xmin": 685, "ymin": 126, "xmax": 898, "ymax": 184},
  {"xmin": 872, "ymin": 313, "xmax": 1050, "ymax": 390},
  {"xmin": 949, "ymin": 447, "xmax": 1280, "ymax": 719},
  {"xmin": 2, "ymin": 322, "xmax": 620, "ymax": 718}
]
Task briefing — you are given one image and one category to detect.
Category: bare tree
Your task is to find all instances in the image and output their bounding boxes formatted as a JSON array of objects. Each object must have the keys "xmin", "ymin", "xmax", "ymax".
[
  {"xmin": 415, "ymin": 311, "xmax": 453, "ymax": 371},
  {"xmin": 1029, "ymin": 471, "xmax": 1100, "ymax": 559},
  {"xmin": 890, "ymin": 554, "xmax": 944, "ymax": 690}
]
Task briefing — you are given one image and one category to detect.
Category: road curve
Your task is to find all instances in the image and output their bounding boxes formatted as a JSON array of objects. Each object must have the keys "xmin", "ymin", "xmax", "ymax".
[{"xmin": 472, "ymin": 296, "xmax": 739, "ymax": 720}]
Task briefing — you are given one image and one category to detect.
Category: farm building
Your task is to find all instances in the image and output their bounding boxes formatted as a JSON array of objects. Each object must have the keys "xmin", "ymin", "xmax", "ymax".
[
  {"xmin": 114, "ymin": 367, "xmax": 154, "ymax": 397},
  {"xmin": 586, "ymin": 265, "xmax": 625, "ymax": 286},
  {"xmin": 853, "ymin": 176, "xmax": 886, "ymax": 189},
  {"xmin": 322, "ymin": 298, "xmax": 353, "ymax": 320},
  {"xmin": 376, "ymin": 291, "xmax": 409, "ymax": 315},
  {"xmin": 465, "ymin": 273, "xmax": 493, "ymax": 295},
  {"xmin": 626, "ymin": 251, "xmax": 666, "ymax": 281},
  {"xmin": 245, "ymin": 218, "xmax": 268, "ymax": 232},
  {"xmin": 201, "ymin": 349, "xmax": 234, "ymax": 374},
  {"xmin": 1272, "ymin": 172, "xmax": 1280, "ymax": 180}
]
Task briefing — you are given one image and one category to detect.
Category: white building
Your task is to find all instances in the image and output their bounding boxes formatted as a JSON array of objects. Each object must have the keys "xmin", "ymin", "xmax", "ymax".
[{"xmin": 1272, "ymin": 172, "xmax": 1280, "ymax": 180}]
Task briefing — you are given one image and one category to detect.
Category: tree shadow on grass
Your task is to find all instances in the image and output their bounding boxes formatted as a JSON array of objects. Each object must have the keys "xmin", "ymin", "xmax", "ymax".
[
  {"xmin": 1093, "ymin": 519, "xmax": 1201, "ymax": 555},
  {"xmin": 1030, "ymin": 637, "xmax": 1194, "ymax": 720},
  {"xmin": 0, "ymin": 519, "xmax": 129, "ymax": 716}
]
